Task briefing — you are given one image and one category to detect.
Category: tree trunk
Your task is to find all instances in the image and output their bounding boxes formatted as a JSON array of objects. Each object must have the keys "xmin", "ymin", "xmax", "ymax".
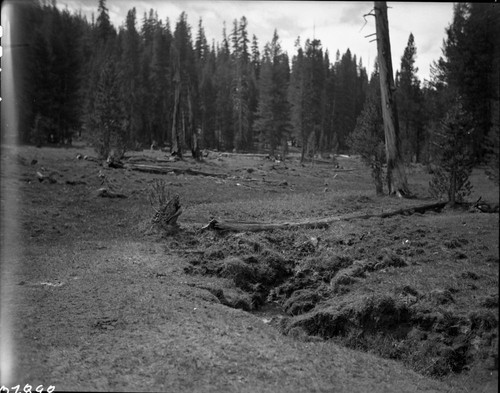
[
  {"xmin": 374, "ymin": 1, "xmax": 410, "ymax": 197},
  {"xmin": 449, "ymin": 167, "xmax": 457, "ymax": 207},
  {"xmin": 171, "ymin": 81, "xmax": 182, "ymax": 158},
  {"xmin": 171, "ymin": 42, "xmax": 183, "ymax": 159}
]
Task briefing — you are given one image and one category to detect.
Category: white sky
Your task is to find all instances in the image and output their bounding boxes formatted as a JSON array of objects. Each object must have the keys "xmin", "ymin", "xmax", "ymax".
[{"xmin": 56, "ymin": 0, "xmax": 455, "ymax": 83}]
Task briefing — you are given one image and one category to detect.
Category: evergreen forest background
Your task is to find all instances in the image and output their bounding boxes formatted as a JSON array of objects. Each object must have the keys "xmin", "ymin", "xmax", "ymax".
[{"xmin": 4, "ymin": 0, "xmax": 499, "ymax": 170}]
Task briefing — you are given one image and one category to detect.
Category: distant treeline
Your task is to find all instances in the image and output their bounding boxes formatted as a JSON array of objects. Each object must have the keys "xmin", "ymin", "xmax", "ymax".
[{"xmin": 6, "ymin": 1, "xmax": 499, "ymax": 165}]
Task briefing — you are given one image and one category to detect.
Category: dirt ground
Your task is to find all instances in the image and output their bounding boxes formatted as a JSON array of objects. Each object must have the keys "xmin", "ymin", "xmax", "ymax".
[{"xmin": 0, "ymin": 142, "xmax": 498, "ymax": 392}]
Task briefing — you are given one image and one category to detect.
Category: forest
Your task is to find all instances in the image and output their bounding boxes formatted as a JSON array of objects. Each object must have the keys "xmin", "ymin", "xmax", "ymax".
[{"xmin": 6, "ymin": 0, "xmax": 500, "ymax": 172}]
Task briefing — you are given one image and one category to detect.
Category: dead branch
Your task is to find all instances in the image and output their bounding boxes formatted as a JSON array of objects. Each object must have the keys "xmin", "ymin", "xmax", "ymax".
[{"xmin": 201, "ymin": 202, "xmax": 448, "ymax": 233}]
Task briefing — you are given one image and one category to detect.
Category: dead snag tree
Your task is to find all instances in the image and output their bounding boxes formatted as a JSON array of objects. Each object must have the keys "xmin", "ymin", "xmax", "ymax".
[
  {"xmin": 171, "ymin": 43, "xmax": 183, "ymax": 159},
  {"xmin": 374, "ymin": 1, "xmax": 410, "ymax": 197}
]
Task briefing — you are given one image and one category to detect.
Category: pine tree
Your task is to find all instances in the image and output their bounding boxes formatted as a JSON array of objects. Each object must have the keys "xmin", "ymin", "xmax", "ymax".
[
  {"xmin": 248, "ymin": 34, "xmax": 260, "ymax": 150},
  {"xmin": 303, "ymin": 38, "xmax": 326, "ymax": 160},
  {"xmin": 323, "ymin": 50, "xmax": 337, "ymax": 152},
  {"xmin": 150, "ymin": 20, "xmax": 171, "ymax": 147},
  {"xmin": 429, "ymin": 98, "xmax": 475, "ymax": 205},
  {"xmin": 251, "ymin": 34, "xmax": 261, "ymax": 79},
  {"xmin": 28, "ymin": 3, "xmax": 85, "ymax": 145},
  {"xmin": 171, "ymin": 12, "xmax": 198, "ymax": 156},
  {"xmin": 214, "ymin": 23, "xmax": 234, "ymax": 150},
  {"xmin": 82, "ymin": 0, "xmax": 118, "ymax": 147},
  {"xmin": 254, "ymin": 30, "xmax": 291, "ymax": 156},
  {"xmin": 396, "ymin": 33, "xmax": 423, "ymax": 162},
  {"xmin": 231, "ymin": 16, "xmax": 252, "ymax": 151},
  {"xmin": 31, "ymin": 4, "xmax": 58, "ymax": 145},
  {"xmin": 199, "ymin": 43, "xmax": 217, "ymax": 148},
  {"xmin": 333, "ymin": 49, "xmax": 358, "ymax": 152},
  {"xmin": 96, "ymin": 0, "xmax": 115, "ymax": 43},
  {"xmin": 196, "ymin": 18, "xmax": 215, "ymax": 149},
  {"xmin": 90, "ymin": 60, "xmax": 126, "ymax": 159},
  {"xmin": 289, "ymin": 37, "xmax": 331, "ymax": 161},
  {"xmin": 349, "ymin": 65, "xmax": 385, "ymax": 195},
  {"xmin": 289, "ymin": 37, "xmax": 306, "ymax": 153},
  {"xmin": 434, "ymin": 3, "xmax": 499, "ymax": 161},
  {"xmin": 120, "ymin": 8, "xmax": 141, "ymax": 148}
]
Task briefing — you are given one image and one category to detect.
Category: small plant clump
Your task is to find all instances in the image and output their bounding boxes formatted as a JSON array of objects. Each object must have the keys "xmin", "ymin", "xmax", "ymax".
[
  {"xmin": 429, "ymin": 98, "xmax": 475, "ymax": 205},
  {"xmin": 148, "ymin": 179, "xmax": 182, "ymax": 235}
]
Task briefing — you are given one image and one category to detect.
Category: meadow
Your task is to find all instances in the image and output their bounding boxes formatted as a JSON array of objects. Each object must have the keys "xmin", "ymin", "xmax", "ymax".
[{"xmin": 1, "ymin": 142, "xmax": 497, "ymax": 392}]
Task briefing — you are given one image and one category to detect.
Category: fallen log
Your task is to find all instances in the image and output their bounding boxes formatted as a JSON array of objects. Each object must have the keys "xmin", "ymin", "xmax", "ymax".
[
  {"xmin": 127, "ymin": 156, "xmax": 159, "ymax": 163},
  {"xmin": 125, "ymin": 163, "xmax": 227, "ymax": 178},
  {"xmin": 209, "ymin": 151, "xmax": 270, "ymax": 158},
  {"xmin": 96, "ymin": 187, "xmax": 127, "ymax": 198},
  {"xmin": 202, "ymin": 219, "xmax": 329, "ymax": 232},
  {"xmin": 201, "ymin": 201, "xmax": 448, "ymax": 233},
  {"xmin": 36, "ymin": 171, "xmax": 58, "ymax": 184}
]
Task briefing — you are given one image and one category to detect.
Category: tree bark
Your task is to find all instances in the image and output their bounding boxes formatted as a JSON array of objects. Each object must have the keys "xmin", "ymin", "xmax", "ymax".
[{"xmin": 374, "ymin": 1, "xmax": 410, "ymax": 197}]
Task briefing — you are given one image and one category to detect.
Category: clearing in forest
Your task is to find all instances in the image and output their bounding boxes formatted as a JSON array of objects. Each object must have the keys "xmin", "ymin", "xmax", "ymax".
[{"xmin": 1, "ymin": 143, "xmax": 498, "ymax": 392}]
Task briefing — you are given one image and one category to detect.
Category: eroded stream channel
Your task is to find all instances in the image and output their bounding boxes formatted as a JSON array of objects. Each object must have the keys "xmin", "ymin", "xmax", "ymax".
[{"xmin": 171, "ymin": 219, "xmax": 498, "ymax": 379}]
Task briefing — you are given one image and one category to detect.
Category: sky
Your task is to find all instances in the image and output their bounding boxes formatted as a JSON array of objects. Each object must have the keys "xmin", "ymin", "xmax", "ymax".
[{"xmin": 55, "ymin": 0, "xmax": 455, "ymax": 83}]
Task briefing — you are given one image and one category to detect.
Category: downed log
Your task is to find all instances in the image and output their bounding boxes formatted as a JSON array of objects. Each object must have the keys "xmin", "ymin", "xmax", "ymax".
[
  {"xmin": 36, "ymin": 171, "xmax": 58, "ymax": 184},
  {"xmin": 66, "ymin": 179, "xmax": 87, "ymax": 186},
  {"xmin": 104, "ymin": 156, "xmax": 124, "ymax": 169},
  {"xmin": 125, "ymin": 163, "xmax": 227, "ymax": 178},
  {"xmin": 209, "ymin": 151, "xmax": 270, "ymax": 158},
  {"xmin": 96, "ymin": 187, "xmax": 127, "ymax": 198},
  {"xmin": 202, "ymin": 218, "xmax": 329, "ymax": 232},
  {"xmin": 474, "ymin": 197, "xmax": 499, "ymax": 213},
  {"xmin": 127, "ymin": 156, "xmax": 158, "ymax": 163},
  {"xmin": 83, "ymin": 155, "xmax": 99, "ymax": 162},
  {"xmin": 201, "ymin": 201, "xmax": 448, "ymax": 233}
]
